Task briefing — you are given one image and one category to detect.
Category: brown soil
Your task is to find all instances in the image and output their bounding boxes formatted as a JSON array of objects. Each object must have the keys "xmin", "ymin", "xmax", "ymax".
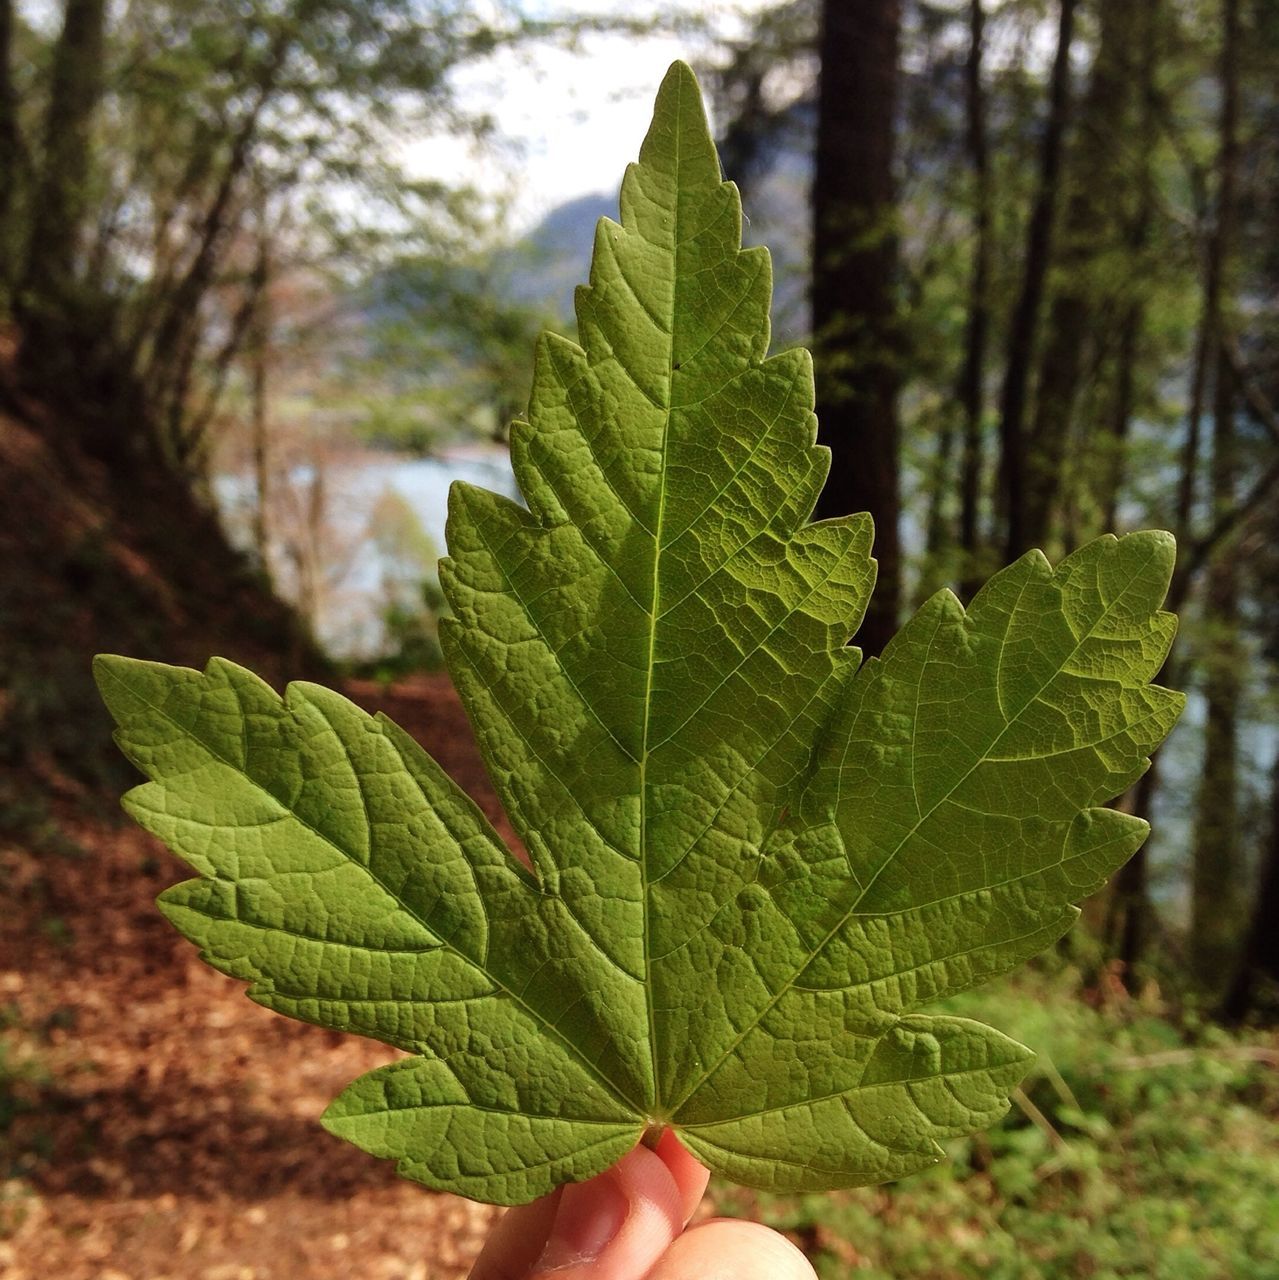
[
  {"xmin": 0, "ymin": 397, "xmax": 325, "ymax": 828},
  {"xmin": 0, "ymin": 675, "xmax": 518, "ymax": 1280}
]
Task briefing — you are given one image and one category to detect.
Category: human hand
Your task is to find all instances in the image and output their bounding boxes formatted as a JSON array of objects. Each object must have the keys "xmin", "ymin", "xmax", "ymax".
[{"xmin": 468, "ymin": 1131, "xmax": 817, "ymax": 1279}]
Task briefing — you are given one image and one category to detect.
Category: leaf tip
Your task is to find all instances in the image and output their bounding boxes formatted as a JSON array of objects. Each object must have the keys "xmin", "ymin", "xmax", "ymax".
[
  {"xmin": 1018, "ymin": 545, "xmax": 1054, "ymax": 575},
  {"xmin": 1128, "ymin": 526, "xmax": 1176, "ymax": 554},
  {"xmin": 658, "ymin": 58, "xmax": 700, "ymax": 98},
  {"xmin": 1124, "ymin": 527, "xmax": 1177, "ymax": 589},
  {"xmin": 92, "ymin": 651, "xmax": 134, "ymax": 696},
  {"xmin": 642, "ymin": 60, "xmax": 720, "ymax": 187}
]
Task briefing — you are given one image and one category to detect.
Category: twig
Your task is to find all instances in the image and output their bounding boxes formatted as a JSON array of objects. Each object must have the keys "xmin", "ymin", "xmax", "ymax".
[
  {"xmin": 1011, "ymin": 1086, "xmax": 1068, "ymax": 1152},
  {"xmin": 1220, "ymin": 335, "xmax": 1279, "ymax": 448}
]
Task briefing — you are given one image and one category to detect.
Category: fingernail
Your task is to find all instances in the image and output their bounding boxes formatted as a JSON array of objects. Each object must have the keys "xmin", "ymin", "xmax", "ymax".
[{"xmin": 535, "ymin": 1174, "xmax": 629, "ymax": 1271}]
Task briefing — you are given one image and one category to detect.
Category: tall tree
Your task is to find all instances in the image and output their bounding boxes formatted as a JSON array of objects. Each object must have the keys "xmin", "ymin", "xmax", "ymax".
[
  {"xmin": 247, "ymin": 219, "xmax": 272, "ymax": 577},
  {"xmin": 1219, "ymin": 743, "xmax": 1279, "ymax": 1020},
  {"xmin": 140, "ymin": 18, "xmax": 292, "ymax": 467},
  {"xmin": 1111, "ymin": 346, "xmax": 1279, "ymax": 972},
  {"xmin": 811, "ymin": 0, "xmax": 902, "ymax": 656},
  {"xmin": 921, "ymin": 0, "xmax": 992, "ymax": 598},
  {"xmin": 1098, "ymin": 0, "xmax": 1162, "ymax": 532},
  {"xmin": 1190, "ymin": 0, "xmax": 1244, "ymax": 988},
  {"xmin": 957, "ymin": 0, "xmax": 992, "ymax": 601},
  {"xmin": 1107, "ymin": 0, "xmax": 1226, "ymax": 973},
  {"xmin": 0, "ymin": 0, "xmax": 20, "ymax": 297},
  {"xmin": 709, "ymin": 0, "xmax": 817, "ymax": 207},
  {"xmin": 921, "ymin": 0, "xmax": 988, "ymax": 593},
  {"xmin": 11, "ymin": 0, "xmax": 538, "ymax": 475},
  {"xmin": 1023, "ymin": 0, "xmax": 1134, "ymax": 550},
  {"xmin": 996, "ymin": 0, "xmax": 1077, "ymax": 560},
  {"xmin": 20, "ymin": 0, "xmax": 106, "ymax": 308},
  {"xmin": 1221, "ymin": 412, "xmax": 1279, "ymax": 1018}
]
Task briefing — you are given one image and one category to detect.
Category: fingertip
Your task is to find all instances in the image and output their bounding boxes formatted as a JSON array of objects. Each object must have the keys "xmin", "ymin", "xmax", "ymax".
[
  {"xmin": 521, "ymin": 1142, "xmax": 684, "ymax": 1279},
  {"xmin": 654, "ymin": 1129, "xmax": 711, "ymax": 1224},
  {"xmin": 469, "ymin": 1189, "xmax": 562, "ymax": 1280},
  {"xmin": 470, "ymin": 1142, "xmax": 703, "ymax": 1280},
  {"xmin": 605, "ymin": 1139, "xmax": 686, "ymax": 1245},
  {"xmin": 645, "ymin": 1218, "xmax": 818, "ymax": 1280}
]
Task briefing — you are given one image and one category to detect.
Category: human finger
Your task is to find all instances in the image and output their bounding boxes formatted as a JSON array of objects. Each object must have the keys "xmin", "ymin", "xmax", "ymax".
[
  {"xmin": 652, "ymin": 1129, "xmax": 710, "ymax": 1225},
  {"xmin": 469, "ymin": 1185, "xmax": 563, "ymax": 1280},
  {"xmin": 469, "ymin": 1141, "xmax": 684, "ymax": 1280},
  {"xmin": 529, "ymin": 1141, "xmax": 685, "ymax": 1279},
  {"xmin": 644, "ymin": 1218, "xmax": 818, "ymax": 1280}
]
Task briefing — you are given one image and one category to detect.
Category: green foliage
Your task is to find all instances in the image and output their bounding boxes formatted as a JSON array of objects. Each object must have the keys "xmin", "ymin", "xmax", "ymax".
[
  {"xmin": 356, "ymin": 252, "xmax": 555, "ymax": 450},
  {"xmin": 720, "ymin": 972, "xmax": 1279, "ymax": 1280},
  {"xmin": 11, "ymin": 0, "xmax": 543, "ymax": 470},
  {"xmin": 93, "ymin": 63, "xmax": 1181, "ymax": 1206},
  {"xmin": 101, "ymin": 0, "xmax": 505, "ymax": 258}
]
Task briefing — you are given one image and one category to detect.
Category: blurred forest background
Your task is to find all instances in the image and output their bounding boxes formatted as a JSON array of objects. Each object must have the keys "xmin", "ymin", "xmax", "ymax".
[{"xmin": 1, "ymin": 1, "xmax": 1278, "ymax": 1277}]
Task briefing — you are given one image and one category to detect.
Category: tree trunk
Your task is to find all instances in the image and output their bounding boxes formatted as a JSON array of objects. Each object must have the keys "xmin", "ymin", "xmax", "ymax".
[
  {"xmin": 1104, "ymin": 319, "xmax": 1140, "ymax": 531},
  {"xmin": 812, "ymin": 0, "xmax": 902, "ymax": 657},
  {"xmin": 1117, "ymin": 363, "xmax": 1279, "ymax": 973},
  {"xmin": 1106, "ymin": 760, "xmax": 1158, "ymax": 971},
  {"xmin": 0, "ymin": 0, "xmax": 20, "ymax": 297},
  {"xmin": 144, "ymin": 25, "xmax": 290, "ymax": 464},
  {"xmin": 1189, "ymin": 0, "xmax": 1242, "ymax": 993},
  {"xmin": 996, "ymin": 0, "xmax": 1077, "ymax": 561},
  {"xmin": 1178, "ymin": 314, "xmax": 1214, "ymax": 536},
  {"xmin": 14, "ymin": 0, "xmax": 148, "ymax": 468},
  {"xmin": 299, "ymin": 456, "xmax": 327, "ymax": 632},
  {"xmin": 958, "ymin": 0, "xmax": 991, "ymax": 602},
  {"xmin": 1219, "ymin": 750, "xmax": 1279, "ymax": 1021},
  {"xmin": 250, "ymin": 236, "xmax": 272, "ymax": 577},
  {"xmin": 22, "ymin": 0, "xmax": 107, "ymax": 304},
  {"xmin": 1114, "ymin": 0, "xmax": 1247, "ymax": 983},
  {"xmin": 1100, "ymin": 1, "xmax": 1160, "ymax": 531},
  {"xmin": 1024, "ymin": 0, "xmax": 1132, "ymax": 549},
  {"xmin": 923, "ymin": 415, "xmax": 956, "ymax": 581}
]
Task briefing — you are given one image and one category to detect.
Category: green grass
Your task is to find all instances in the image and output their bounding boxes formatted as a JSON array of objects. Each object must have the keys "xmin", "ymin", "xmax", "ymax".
[{"xmin": 715, "ymin": 969, "xmax": 1279, "ymax": 1280}]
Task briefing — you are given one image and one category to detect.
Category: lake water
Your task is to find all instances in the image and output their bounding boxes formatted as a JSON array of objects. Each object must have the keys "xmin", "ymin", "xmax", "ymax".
[{"xmin": 217, "ymin": 447, "xmax": 518, "ymax": 658}]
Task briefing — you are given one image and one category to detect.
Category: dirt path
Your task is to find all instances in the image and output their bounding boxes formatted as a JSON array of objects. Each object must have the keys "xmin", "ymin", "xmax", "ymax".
[{"xmin": 0, "ymin": 675, "xmax": 515, "ymax": 1280}]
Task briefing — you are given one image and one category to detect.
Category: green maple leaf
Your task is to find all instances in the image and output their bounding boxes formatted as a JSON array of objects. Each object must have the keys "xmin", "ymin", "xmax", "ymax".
[{"xmin": 94, "ymin": 62, "xmax": 1183, "ymax": 1205}]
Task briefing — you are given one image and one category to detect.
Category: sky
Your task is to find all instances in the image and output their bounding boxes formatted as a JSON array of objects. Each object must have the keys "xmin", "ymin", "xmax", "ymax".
[
  {"xmin": 20, "ymin": 0, "xmax": 1059, "ymax": 238},
  {"xmin": 18, "ymin": 0, "xmax": 774, "ymax": 234},
  {"xmin": 402, "ymin": 1, "xmax": 778, "ymax": 233},
  {"xmin": 402, "ymin": 0, "xmax": 1059, "ymax": 235}
]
